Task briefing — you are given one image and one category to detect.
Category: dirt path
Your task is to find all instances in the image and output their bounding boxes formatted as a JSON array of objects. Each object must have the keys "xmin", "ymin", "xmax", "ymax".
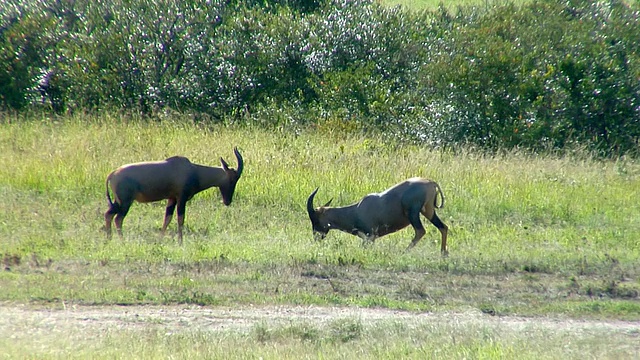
[{"xmin": 2, "ymin": 303, "xmax": 639, "ymax": 338}]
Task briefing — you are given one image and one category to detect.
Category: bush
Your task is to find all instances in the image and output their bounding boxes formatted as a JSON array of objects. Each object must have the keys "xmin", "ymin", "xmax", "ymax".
[
  {"xmin": 417, "ymin": 0, "xmax": 640, "ymax": 155},
  {"xmin": 0, "ymin": 0, "xmax": 638, "ymax": 156},
  {"xmin": 0, "ymin": 2, "xmax": 54, "ymax": 110}
]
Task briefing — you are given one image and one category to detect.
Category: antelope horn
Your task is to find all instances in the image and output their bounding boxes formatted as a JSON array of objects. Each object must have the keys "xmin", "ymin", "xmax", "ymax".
[
  {"xmin": 307, "ymin": 187, "xmax": 319, "ymax": 218},
  {"xmin": 234, "ymin": 146, "xmax": 244, "ymax": 177}
]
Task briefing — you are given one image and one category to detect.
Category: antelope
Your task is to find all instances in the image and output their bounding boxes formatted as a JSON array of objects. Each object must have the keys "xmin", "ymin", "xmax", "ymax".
[
  {"xmin": 104, "ymin": 147, "xmax": 244, "ymax": 244},
  {"xmin": 306, "ymin": 178, "xmax": 448, "ymax": 255}
]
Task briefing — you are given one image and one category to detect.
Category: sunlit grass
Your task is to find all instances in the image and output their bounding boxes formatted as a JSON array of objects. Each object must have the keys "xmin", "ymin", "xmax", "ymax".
[
  {"xmin": 1, "ymin": 310, "xmax": 637, "ymax": 360},
  {"xmin": 378, "ymin": 0, "xmax": 532, "ymax": 11},
  {"xmin": 1, "ymin": 112, "xmax": 639, "ymax": 358},
  {"xmin": 3, "ymin": 113, "xmax": 639, "ymax": 263},
  {"xmin": 0, "ymin": 112, "xmax": 639, "ymax": 317}
]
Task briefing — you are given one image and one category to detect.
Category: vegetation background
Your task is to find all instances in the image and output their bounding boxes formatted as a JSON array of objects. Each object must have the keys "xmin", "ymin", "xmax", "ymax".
[
  {"xmin": 0, "ymin": 0, "xmax": 639, "ymax": 358},
  {"xmin": 1, "ymin": 0, "xmax": 639, "ymax": 155}
]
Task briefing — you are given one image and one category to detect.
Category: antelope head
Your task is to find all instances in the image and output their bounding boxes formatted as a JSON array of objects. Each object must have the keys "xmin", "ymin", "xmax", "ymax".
[
  {"xmin": 219, "ymin": 147, "xmax": 244, "ymax": 206},
  {"xmin": 306, "ymin": 187, "xmax": 333, "ymax": 240}
]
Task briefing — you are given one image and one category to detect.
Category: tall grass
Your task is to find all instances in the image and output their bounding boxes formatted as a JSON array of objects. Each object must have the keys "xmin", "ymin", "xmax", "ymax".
[
  {"xmin": 2, "ymin": 113, "xmax": 638, "ymax": 259},
  {"xmin": 380, "ymin": 0, "xmax": 516, "ymax": 11},
  {"xmin": 0, "ymin": 112, "xmax": 639, "ymax": 317},
  {"xmin": 1, "ymin": 112, "xmax": 639, "ymax": 358}
]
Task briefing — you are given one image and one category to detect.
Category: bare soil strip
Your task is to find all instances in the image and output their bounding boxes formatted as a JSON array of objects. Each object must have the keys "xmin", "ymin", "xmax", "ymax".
[{"xmin": 2, "ymin": 303, "xmax": 639, "ymax": 338}]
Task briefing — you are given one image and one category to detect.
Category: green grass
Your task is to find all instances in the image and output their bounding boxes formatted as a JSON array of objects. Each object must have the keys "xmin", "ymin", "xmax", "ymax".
[
  {"xmin": 378, "ymin": 0, "xmax": 531, "ymax": 11},
  {"xmin": 0, "ymin": 112, "xmax": 639, "ymax": 357},
  {"xmin": 380, "ymin": 0, "xmax": 489, "ymax": 11},
  {"xmin": 1, "ymin": 112, "xmax": 638, "ymax": 309},
  {"xmin": 2, "ymin": 314, "xmax": 638, "ymax": 359}
]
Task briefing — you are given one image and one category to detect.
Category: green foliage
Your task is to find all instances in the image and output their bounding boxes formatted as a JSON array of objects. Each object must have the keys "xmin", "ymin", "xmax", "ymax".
[
  {"xmin": 417, "ymin": 0, "xmax": 640, "ymax": 156},
  {"xmin": 0, "ymin": 4, "xmax": 54, "ymax": 110},
  {"xmin": 0, "ymin": 0, "xmax": 639, "ymax": 155}
]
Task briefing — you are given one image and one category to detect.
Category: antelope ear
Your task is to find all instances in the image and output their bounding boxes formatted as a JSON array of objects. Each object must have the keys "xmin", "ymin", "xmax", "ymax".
[
  {"xmin": 323, "ymin": 198, "xmax": 333, "ymax": 207},
  {"xmin": 220, "ymin": 157, "xmax": 230, "ymax": 170}
]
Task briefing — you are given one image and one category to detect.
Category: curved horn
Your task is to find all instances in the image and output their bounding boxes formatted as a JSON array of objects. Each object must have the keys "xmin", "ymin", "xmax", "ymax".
[
  {"xmin": 307, "ymin": 187, "xmax": 319, "ymax": 218},
  {"xmin": 234, "ymin": 146, "xmax": 244, "ymax": 177}
]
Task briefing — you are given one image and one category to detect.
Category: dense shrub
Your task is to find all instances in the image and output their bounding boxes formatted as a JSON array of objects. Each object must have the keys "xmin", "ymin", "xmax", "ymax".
[
  {"xmin": 414, "ymin": 0, "xmax": 640, "ymax": 155},
  {"xmin": 0, "ymin": 0, "xmax": 638, "ymax": 156},
  {"xmin": 0, "ymin": 3, "xmax": 54, "ymax": 110}
]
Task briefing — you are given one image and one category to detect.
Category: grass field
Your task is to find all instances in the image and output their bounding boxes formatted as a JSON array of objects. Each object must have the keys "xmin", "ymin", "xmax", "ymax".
[
  {"xmin": 379, "ymin": 0, "xmax": 529, "ymax": 11},
  {"xmin": 1, "ymin": 112, "xmax": 639, "ymax": 358},
  {"xmin": 381, "ymin": 0, "xmax": 494, "ymax": 10}
]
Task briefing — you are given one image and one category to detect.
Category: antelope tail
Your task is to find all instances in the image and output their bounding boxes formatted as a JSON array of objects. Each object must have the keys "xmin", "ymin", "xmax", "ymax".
[
  {"xmin": 105, "ymin": 173, "xmax": 114, "ymax": 207},
  {"xmin": 434, "ymin": 183, "xmax": 445, "ymax": 209}
]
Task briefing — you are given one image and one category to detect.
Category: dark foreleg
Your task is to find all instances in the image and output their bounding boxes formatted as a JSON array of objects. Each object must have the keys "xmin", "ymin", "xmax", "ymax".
[
  {"xmin": 176, "ymin": 199, "xmax": 187, "ymax": 245},
  {"xmin": 161, "ymin": 198, "xmax": 177, "ymax": 236}
]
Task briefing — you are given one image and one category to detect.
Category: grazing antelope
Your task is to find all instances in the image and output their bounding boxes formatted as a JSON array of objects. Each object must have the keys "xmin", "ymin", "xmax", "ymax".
[
  {"xmin": 104, "ymin": 147, "xmax": 244, "ymax": 244},
  {"xmin": 306, "ymin": 178, "xmax": 448, "ymax": 255}
]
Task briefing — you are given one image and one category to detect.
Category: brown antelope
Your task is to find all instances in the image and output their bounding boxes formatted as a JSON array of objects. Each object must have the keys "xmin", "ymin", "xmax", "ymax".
[
  {"xmin": 306, "ymin": 178, "xmax": 448, "ymax": 255},
  {"xmin": 104, "ymin": 147, "xmax": 244, "ymax": 244}
]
